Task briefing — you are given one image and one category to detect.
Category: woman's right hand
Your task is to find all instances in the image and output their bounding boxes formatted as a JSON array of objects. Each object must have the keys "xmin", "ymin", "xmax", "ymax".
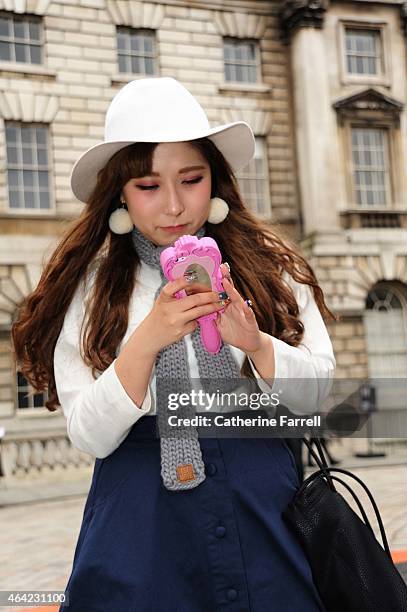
[{"xmin": 139, "ymin": 277, "xmax": 224, "ymax": 355}]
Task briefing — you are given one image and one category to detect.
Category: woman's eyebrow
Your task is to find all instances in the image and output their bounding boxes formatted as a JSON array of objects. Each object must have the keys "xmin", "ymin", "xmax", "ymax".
[{"xmin": 145, "ymin": 165, "xmax": 206, "ymax": 177}]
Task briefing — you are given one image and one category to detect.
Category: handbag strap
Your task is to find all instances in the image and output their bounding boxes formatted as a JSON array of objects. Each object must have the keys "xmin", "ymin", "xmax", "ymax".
[
  {"xmin": 299, "ymin": 463, "xmax": 393, "ymax": 561},
  {"xmin": 302, "ymin": 435, "xmax": 336, "ymax": 490},
  {"xmin": 327, "ymin": 474, "xmax": 373, "ymax": 534},
  {"xmin": 304, "ymin": 435, "xmax": 391, "ymax": 556}
]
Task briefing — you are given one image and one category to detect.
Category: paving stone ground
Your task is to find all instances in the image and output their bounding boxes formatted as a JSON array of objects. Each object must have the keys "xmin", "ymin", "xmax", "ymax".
[{"xmin": 0, "ymin": 456, "xmax": 406, "ymax": 611}]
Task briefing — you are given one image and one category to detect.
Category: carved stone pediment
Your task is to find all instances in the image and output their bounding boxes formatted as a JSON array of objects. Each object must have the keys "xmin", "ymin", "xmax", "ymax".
[
  {"xmin": 333, "ymin": 88, "xmax": 404, "ymax": 126},
  {"xmin": 280, "ymin": 0, "xmax": 329, "ymax": 36}
]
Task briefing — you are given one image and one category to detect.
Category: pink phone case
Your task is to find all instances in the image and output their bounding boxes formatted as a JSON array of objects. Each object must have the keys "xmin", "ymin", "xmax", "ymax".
[{"xmin": 160, "ymin": 235, "xmax": 225, "ymax": 354}]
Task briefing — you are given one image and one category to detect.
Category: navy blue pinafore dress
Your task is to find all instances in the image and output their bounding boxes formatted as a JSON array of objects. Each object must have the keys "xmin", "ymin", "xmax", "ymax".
[{"xmin": 60, "ymin": 412, "xmax": 326, "ymax": 612}]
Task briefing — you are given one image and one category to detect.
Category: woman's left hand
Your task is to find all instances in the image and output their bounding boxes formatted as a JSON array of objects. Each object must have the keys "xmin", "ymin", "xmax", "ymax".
[{"xmin": 216, "ymin": 263, "xmax": 262, "ymax": 353}]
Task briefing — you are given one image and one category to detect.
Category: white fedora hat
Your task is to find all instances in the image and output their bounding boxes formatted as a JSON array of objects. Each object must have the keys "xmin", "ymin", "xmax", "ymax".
[{"xmin": 70, "ymin": 76, "xmax": 255, "ymax": 203}]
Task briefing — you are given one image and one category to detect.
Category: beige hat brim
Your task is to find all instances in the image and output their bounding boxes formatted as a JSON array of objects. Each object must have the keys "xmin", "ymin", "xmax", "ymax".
[{"xmin": 70, "ymin": 121, "xmax": 255, "ymax": 203}]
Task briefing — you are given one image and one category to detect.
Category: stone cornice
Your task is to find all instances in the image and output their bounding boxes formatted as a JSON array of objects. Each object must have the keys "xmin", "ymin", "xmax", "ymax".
[
  {"xmin": 0, "ymin": 91, "xmax": 59, "ymax": 122},
  {"xmin": 0, "ymin": 0, "xmax": 51, "ymax": 14},
  {"xmin": 280, "ymin": 0, "xmax": 329, "ymax": 37},
  {"xmin": 106, "ymin": 0, "xmax": 165, "ymax": 29},
  {"xmin": 213, "ymin": 10, "xmax": 268, "ymax": 39},
  {"xmin": 333, "ymin": 87, "xmax": 404, "ymax": 126},
  {"xmin": 219, "ymin": 108, "xmax": 272, "ymax": 135}
]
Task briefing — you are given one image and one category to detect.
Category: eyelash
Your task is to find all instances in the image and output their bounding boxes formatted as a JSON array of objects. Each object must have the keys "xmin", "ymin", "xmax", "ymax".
[{"xmin": 136, "ymin": 176, "xmax": 203, "ymax": 191}]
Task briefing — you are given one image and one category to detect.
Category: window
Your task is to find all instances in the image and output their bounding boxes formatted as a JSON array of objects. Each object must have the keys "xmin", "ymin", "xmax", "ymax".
[
  {"xmin": 117, "ymin": 27, "xmax": 156, "ymax": 75},
  {"xmin": 351, "ymin": 127, "xmax": 390, "ymax": 207},
  {"xmin": 345, "ymin": 28, "xmax": 382, "ymax": 76},
  {"xmin": 5, "ymin": 122, "xmax": 52, "ymax": 210},
  {"xmin": 0, "ymin": 12, "xmax": 42, "ymax": 64},
  {"xmin": 364, "ymin": 284, "xmax": 407, "ymax": 377},
  {"xmin": 236, "ymin": 137, "xmax": 271, "ymax": 218},
  {"xmin": 223, "ymin": 37, "xmax": 259, "ymax": 84},
  {"xmin": 17, "ymin": 370, "xmax": 48, "ymax": 410}
]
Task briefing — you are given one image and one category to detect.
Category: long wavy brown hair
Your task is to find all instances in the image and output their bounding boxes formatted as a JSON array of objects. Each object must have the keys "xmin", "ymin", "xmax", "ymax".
[{"xmin": 11, "ymin": 138, "xmax": 337, "ymax": 412}]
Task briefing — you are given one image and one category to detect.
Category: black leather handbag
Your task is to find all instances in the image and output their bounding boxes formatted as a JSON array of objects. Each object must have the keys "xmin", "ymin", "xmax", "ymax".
[{"xmin": 282, "ymin": 436, "xmax": 407, "ymax": 612}]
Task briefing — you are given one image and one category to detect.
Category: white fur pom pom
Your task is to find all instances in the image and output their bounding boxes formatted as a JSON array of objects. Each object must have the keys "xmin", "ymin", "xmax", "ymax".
[
  {"xmin": 108, "ymin": 208, "xmax": 134, "ymax": 234},
  {"xmin": 207, "ymin": 197, "xmax": 229, "ymax": 224}
]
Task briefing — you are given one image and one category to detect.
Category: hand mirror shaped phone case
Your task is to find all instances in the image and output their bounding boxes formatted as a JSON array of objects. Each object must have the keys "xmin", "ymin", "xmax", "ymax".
[{"xmin": 160, "ymin": 235, "xmax": 226, "ymax": 354}]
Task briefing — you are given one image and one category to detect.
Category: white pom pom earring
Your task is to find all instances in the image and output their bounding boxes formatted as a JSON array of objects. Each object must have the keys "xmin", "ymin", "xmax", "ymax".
[
  {"xmin": 108, "ymin": 200, "xmax": 134, "ymax": 234},
  {"xmin": 207, "ymin": 197, "xmax": 229, "ymax": 224}
]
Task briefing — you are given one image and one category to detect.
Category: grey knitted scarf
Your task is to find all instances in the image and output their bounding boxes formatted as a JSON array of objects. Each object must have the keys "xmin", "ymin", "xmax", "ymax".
[{"xmin": 131, "ymin": 224, "xmax": 241, "ymax": 492}]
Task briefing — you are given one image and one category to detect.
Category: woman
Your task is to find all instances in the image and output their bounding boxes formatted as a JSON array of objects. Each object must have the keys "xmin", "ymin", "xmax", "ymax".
[{"xmin": 12, "ymin": 77, "xmax": 336, "ymax": 611}]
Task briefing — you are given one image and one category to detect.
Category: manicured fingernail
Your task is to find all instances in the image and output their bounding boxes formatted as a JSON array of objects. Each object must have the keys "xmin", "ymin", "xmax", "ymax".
[
  {"xmin": 224, "ymin": 262, "xmax": 231, "ymax": 272},
  {"xmin": 245, "ymin": 299, "xmax": 253, "ymax": 309},
  {"xmin": 219, "ymin": 298, "xmax": 231, "ymax": 307}
]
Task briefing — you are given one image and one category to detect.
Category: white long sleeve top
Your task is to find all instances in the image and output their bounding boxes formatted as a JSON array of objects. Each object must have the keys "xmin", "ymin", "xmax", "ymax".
[{"xmin": 54, "ymin": 261, "xmax": 336, "ymax": 459}]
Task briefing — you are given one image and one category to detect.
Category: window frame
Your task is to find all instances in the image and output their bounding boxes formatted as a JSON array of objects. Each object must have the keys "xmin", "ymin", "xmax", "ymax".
[
  {"xmin": 15, "ymin": 369, "xmax": 49, "ymax": 415},
  {"xmin": 364, "ymin": 282, "xmax": 407, "ymax": 379},
  {"xmin": 340, "ymin": 120, "xmax": 402, "ymax": 213},
  {"xmin": 338, "ymin": 20, "xmax": 391, "ymax": 87},
  {"xmin": 347, "ymin": 124, "xmax": 392, "ymax": 209},
  {"xmin": 222, "ymin": 36, "xmax": 262, "ymax": 85},
  {"xmin": 0, "ymin": 10, "xmax": 44, "ymax": 66},
  {"xmin": 4, "ymin": 121, "xmax": 56, "ymax": 216},
  {"xmin": 116, "ymin": 26, "xmax": 157, "ymax": 77},
  {"xmin": 236, "ymin": 135, "xmax": 271, "ymax": 219}
]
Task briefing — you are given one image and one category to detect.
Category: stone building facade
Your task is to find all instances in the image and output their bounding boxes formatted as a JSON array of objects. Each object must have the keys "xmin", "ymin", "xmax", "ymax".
[{"xmin": 0, "ymin": 0, "xmax": 406, "ymax": 481}]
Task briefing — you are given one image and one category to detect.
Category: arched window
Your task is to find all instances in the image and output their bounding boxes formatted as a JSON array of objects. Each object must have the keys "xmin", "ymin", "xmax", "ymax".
[{"xmin": 364, "ymin": 283, "xmax": 407, "ymax": 377}]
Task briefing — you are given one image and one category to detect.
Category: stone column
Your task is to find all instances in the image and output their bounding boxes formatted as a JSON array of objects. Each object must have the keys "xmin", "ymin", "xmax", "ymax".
[
  {"xmin": 401, "ymin": 3, "xmax": 407, "ymax": 37},
  {"xmin": 281, "ymin": 1, "xmax": 341, "ymax": 237}
]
